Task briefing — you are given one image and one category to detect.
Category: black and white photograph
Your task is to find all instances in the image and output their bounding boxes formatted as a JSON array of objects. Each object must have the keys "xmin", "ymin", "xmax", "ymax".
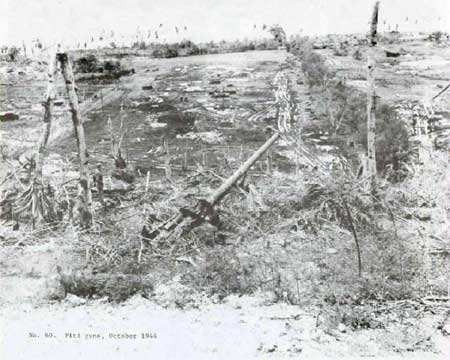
[{"xmin": 0, "ymin": 0, "xmax": 449, "ymax": 358}]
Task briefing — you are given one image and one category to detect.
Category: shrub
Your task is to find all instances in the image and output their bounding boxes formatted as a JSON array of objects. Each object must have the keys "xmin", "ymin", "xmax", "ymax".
[
  {"xmin": 183, "ymin": 246, "xmax": 253, "ymax": 298},
  {"xmin": 289, "ymin": 38, "xmax": 333, "ymax": 87},
  {"xmin": 103, "ymin": 59, "xmax": 121, "ymax": 73},
  {"xmin": 75, "ymin": 54, "xmax": 98, "ymax": 73},
  {"xmin": 352, "ymin": 48, "xmax": 363, "ymax": 61},
  {"xmin": 132, "ymin": 41, "xmax": 147, "ymax": 50},
  {"xmin": 7, "ymin": 46, "xmax": 20, "ymax": 62},
  {"xmin": 301, "ymin": 51, "xmax": 333, "ymax": 87},
  {"xmin": 427, "ymin": 31, "xmax": 449, "ymax": 43},
  {"xmin": 374, "ymin": 105, "xmax": 411, "ymax": 180},
  {"xmin": 177, "ymin": 40, "xmax": 201, "ymax": 56},
  {"xmin": 152, "ymin": 45, "xmax": 179, "ymax": 58},
  {"xmin": 333, "ymin": 42, "xmax": 349, "ymax": 57},
  {"xmin": 342, "ymin": 99, "xmax": 411, "ymax": 179}
]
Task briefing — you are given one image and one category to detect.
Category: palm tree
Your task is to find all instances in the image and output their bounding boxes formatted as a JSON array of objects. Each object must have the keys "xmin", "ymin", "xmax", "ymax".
[{"xmin": 268, "ymin": 25, "xmax": 287, "ymax": 46}]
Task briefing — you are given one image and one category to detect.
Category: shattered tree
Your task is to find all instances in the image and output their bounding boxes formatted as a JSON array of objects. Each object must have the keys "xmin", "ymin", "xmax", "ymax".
[
  {"xmin": 57, "ymin": 52, "xmax": 93, "ymax": 228},
  {"xmin": 29, "ymin": 50, "xmax": 93, "ymax": 228},
  {"xmin": 29, "ymin": 49, "xmax": 59, "ymax": 225},
  {"xmin": 366, "ymin": 1, "xmax": 379, "ymax": 192},
  {"xmin": 35, "ymin": 51, "xmax": 58, "ymax": 182}
]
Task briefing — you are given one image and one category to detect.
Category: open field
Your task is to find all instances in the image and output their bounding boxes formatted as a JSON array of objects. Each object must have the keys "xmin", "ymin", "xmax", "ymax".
[{"xmin": 55, "ymin": 50, "xmax": 289, "ymax": 175}]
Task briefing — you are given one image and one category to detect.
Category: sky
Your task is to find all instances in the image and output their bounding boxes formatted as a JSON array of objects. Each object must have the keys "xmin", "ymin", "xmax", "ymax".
[{"xmin": 1, "ymin": 0, "xmax": 449, "ymax": 47}]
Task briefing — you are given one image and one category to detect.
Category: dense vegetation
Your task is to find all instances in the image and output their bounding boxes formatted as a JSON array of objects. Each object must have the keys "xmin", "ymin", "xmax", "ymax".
[{"xmin": 142, "ymin": 38, "xmax": 280, "ymax": 58}]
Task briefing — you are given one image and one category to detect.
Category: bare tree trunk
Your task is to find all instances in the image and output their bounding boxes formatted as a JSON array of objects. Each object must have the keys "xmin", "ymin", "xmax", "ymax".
[
  {"xmin": 31, "ymin": 50, "xmax": 58, "ymax": 226},
  {"xmin": 367, "ymin": 1, "xmax": 379, "ymax": 192},
  {"xmin": 367, "ymin": 57, "xmax": 377, "ymax": 187},
  {"xmin": 34, "ymin": 51, "xmax": 58, "ymax": 182},
  {"xmin": 343, "ymin": 198, "xmax": 362, "ymax": 277},
  {"xmin": 57, "ymin": 52, "xmax": 92, "ymax": 228},
  {"xmin": 369, "ymin": 1, "xmax": 380, "ymax": 46}
]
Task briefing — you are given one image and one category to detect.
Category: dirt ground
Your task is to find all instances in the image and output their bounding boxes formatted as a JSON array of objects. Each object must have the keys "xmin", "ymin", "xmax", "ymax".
[
  {"xmin": 53, "ymin": 50, "xmax": 288, "ymax": 177},
  {"xmin": 1, "ymin": 293, "xmax": 449, "ymax": 359}
]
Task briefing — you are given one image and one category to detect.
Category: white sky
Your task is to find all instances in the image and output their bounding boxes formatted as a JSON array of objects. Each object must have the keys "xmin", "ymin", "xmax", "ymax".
[{"xmin": 1, "ymin": 0, "xmax": 449, "ymax": 47}]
